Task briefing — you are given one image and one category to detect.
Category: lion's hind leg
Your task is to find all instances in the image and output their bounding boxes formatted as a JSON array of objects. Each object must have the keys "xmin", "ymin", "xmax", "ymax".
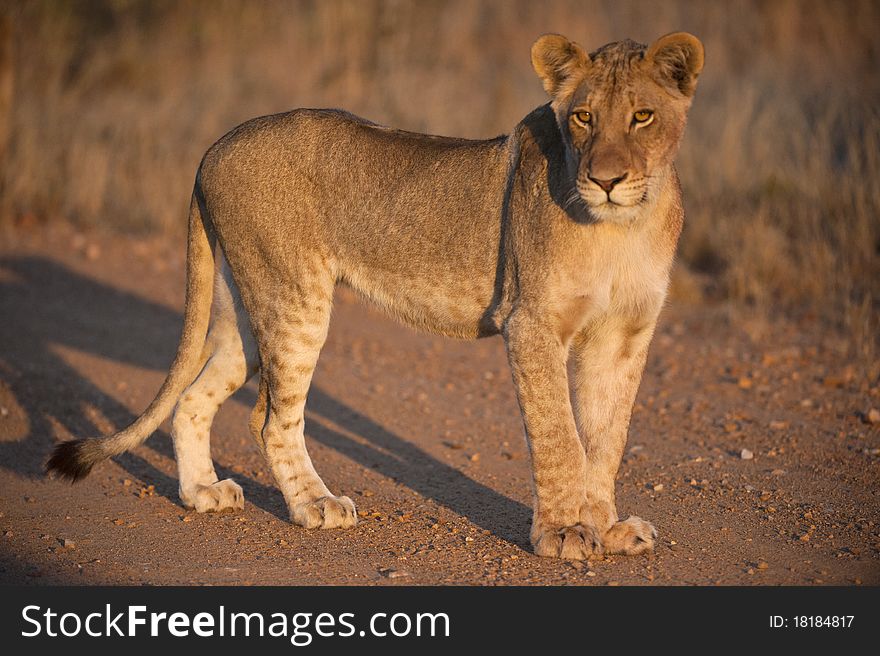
[
  {"xmin": 172, "ymin": 253, "xmax": 258, "ymax": 512},
  {"xmin": 248, "ymin": 262, "xmax": 357, "ymax": 530}
]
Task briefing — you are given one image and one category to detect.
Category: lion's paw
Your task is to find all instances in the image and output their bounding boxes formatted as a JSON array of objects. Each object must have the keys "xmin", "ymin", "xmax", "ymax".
[
  {"xmin": 182, "ymin": 478, "xmax": 245, "ymax": 513},
  {"xmin": 291, "ymin": 495, "xmax": 358, "ymax": 529},
  {"xmin": 602, "ymin": 516, "xmax": 656, "ymax": 555},
  {"xmin": 532, "ymin": 523, "xmax": 604, "ymax": 560}
]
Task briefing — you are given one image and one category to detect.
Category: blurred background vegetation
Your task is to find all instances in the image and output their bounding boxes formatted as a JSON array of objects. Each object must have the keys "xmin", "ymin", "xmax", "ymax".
[{"xmin": 1, "ymin": 0, "xmax": 878, "ymax": 370}]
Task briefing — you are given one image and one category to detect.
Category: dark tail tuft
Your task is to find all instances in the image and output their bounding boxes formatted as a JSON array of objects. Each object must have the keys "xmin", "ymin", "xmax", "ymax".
[{"xmin": 45, "ymin": 439, "xmax": 105, "ymax": 483}]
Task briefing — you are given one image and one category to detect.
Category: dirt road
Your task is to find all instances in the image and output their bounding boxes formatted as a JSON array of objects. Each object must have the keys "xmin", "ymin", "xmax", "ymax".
[{"xmin": 1, "ymin": 224, "xmax": 877, "ymax": 585}]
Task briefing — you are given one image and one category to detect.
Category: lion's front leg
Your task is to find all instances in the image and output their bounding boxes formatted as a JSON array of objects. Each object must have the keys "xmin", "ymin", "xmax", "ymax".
[
  {"xmin": 570, "ymin": 314, "xmax": 660, "ymax": 556},
  {"xmin": 504, "ymin": 313, "xmax": 602, "ymax": 560}
]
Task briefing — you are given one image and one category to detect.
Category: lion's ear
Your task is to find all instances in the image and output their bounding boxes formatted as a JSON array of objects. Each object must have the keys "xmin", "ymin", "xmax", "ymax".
[
  {"xmin": 646, "ymin": 32, "xmax": 704, "ymax": 97},
  {"xmin": 531, "ymin": 34, "xmax": 589, "ymax": 98}
]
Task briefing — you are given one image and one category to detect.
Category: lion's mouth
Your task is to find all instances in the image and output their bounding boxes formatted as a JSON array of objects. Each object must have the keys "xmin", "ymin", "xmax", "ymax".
[
  {"xmin": 577, "ymin": 182, "xmax": 650, "ymax": 211},
  {"xmin": 573, "ymin": 183, "xmax": 653, "ymax": 224},
  {"xmin": 580, "ymin": 192, "xmax": 643, "ymax": 210}
]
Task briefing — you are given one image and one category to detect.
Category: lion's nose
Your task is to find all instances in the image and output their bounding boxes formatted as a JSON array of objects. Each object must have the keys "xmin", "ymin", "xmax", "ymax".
[{"xmin": 588, "ymin": 173, "xmax": 627, "ymax": 193}]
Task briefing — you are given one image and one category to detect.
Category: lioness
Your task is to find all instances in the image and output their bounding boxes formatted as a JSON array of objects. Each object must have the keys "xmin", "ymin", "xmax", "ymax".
[{"xmin": 48, "ymin": 32, "xmax": 703, "ymax": 560}]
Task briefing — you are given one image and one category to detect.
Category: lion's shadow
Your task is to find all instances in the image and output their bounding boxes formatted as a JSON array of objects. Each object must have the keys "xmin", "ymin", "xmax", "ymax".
[{"xmin": 0, "ymin": 255, "xmax": 529, "ymax": 545}]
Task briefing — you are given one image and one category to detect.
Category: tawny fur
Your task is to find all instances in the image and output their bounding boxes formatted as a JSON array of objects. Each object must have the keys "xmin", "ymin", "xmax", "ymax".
[{"xmin": 47, "ymin": 32, "xmax": 703, "ymax": 559}]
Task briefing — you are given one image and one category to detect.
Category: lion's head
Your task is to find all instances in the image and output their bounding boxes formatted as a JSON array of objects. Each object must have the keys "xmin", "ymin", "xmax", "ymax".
[{"xmin": 531, "ymin": 32, "xmax": 704, "ymax": 224}]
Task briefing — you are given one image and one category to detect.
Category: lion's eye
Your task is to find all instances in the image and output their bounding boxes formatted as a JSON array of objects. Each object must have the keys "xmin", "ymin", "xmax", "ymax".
[
  {"xmin": 633, "ymin": 109, "xmax": 654, "ymax": 125},
  {"xmin": 572, "ymin": 111, "xmax": 592, "ymax": 127}
]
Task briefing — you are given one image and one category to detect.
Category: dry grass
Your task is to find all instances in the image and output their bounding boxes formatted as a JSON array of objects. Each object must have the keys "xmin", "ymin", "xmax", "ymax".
[{"xmin": 2, "ymin": 0, "xmax": 878, "ymax": 371}]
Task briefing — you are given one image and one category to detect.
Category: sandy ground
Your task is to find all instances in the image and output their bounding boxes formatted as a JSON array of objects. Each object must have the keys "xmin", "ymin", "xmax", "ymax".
[{"xmin": 0, "ymin": 223, "xmax": 878, "ymax": 586}]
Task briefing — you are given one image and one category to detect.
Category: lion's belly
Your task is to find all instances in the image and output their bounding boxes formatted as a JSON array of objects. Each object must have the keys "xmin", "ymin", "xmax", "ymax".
[
  {"xmin": 337, "ymin": 257, "xmax": 498, "ymax": 339},
  {"xmin": 328, "ymin": 193, "xmax": 504, "ymax": 340}
]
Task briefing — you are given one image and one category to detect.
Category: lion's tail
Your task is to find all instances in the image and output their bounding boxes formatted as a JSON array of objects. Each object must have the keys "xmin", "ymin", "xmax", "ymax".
[{"xmin": 46, "ymin": 182, "xmax": 216, "ymax": 482}]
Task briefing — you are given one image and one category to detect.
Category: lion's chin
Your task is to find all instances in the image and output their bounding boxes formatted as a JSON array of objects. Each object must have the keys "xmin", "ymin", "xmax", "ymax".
[{"xmin": 584, "ymin": 200, "xmax": 646, "ymax": 224}]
